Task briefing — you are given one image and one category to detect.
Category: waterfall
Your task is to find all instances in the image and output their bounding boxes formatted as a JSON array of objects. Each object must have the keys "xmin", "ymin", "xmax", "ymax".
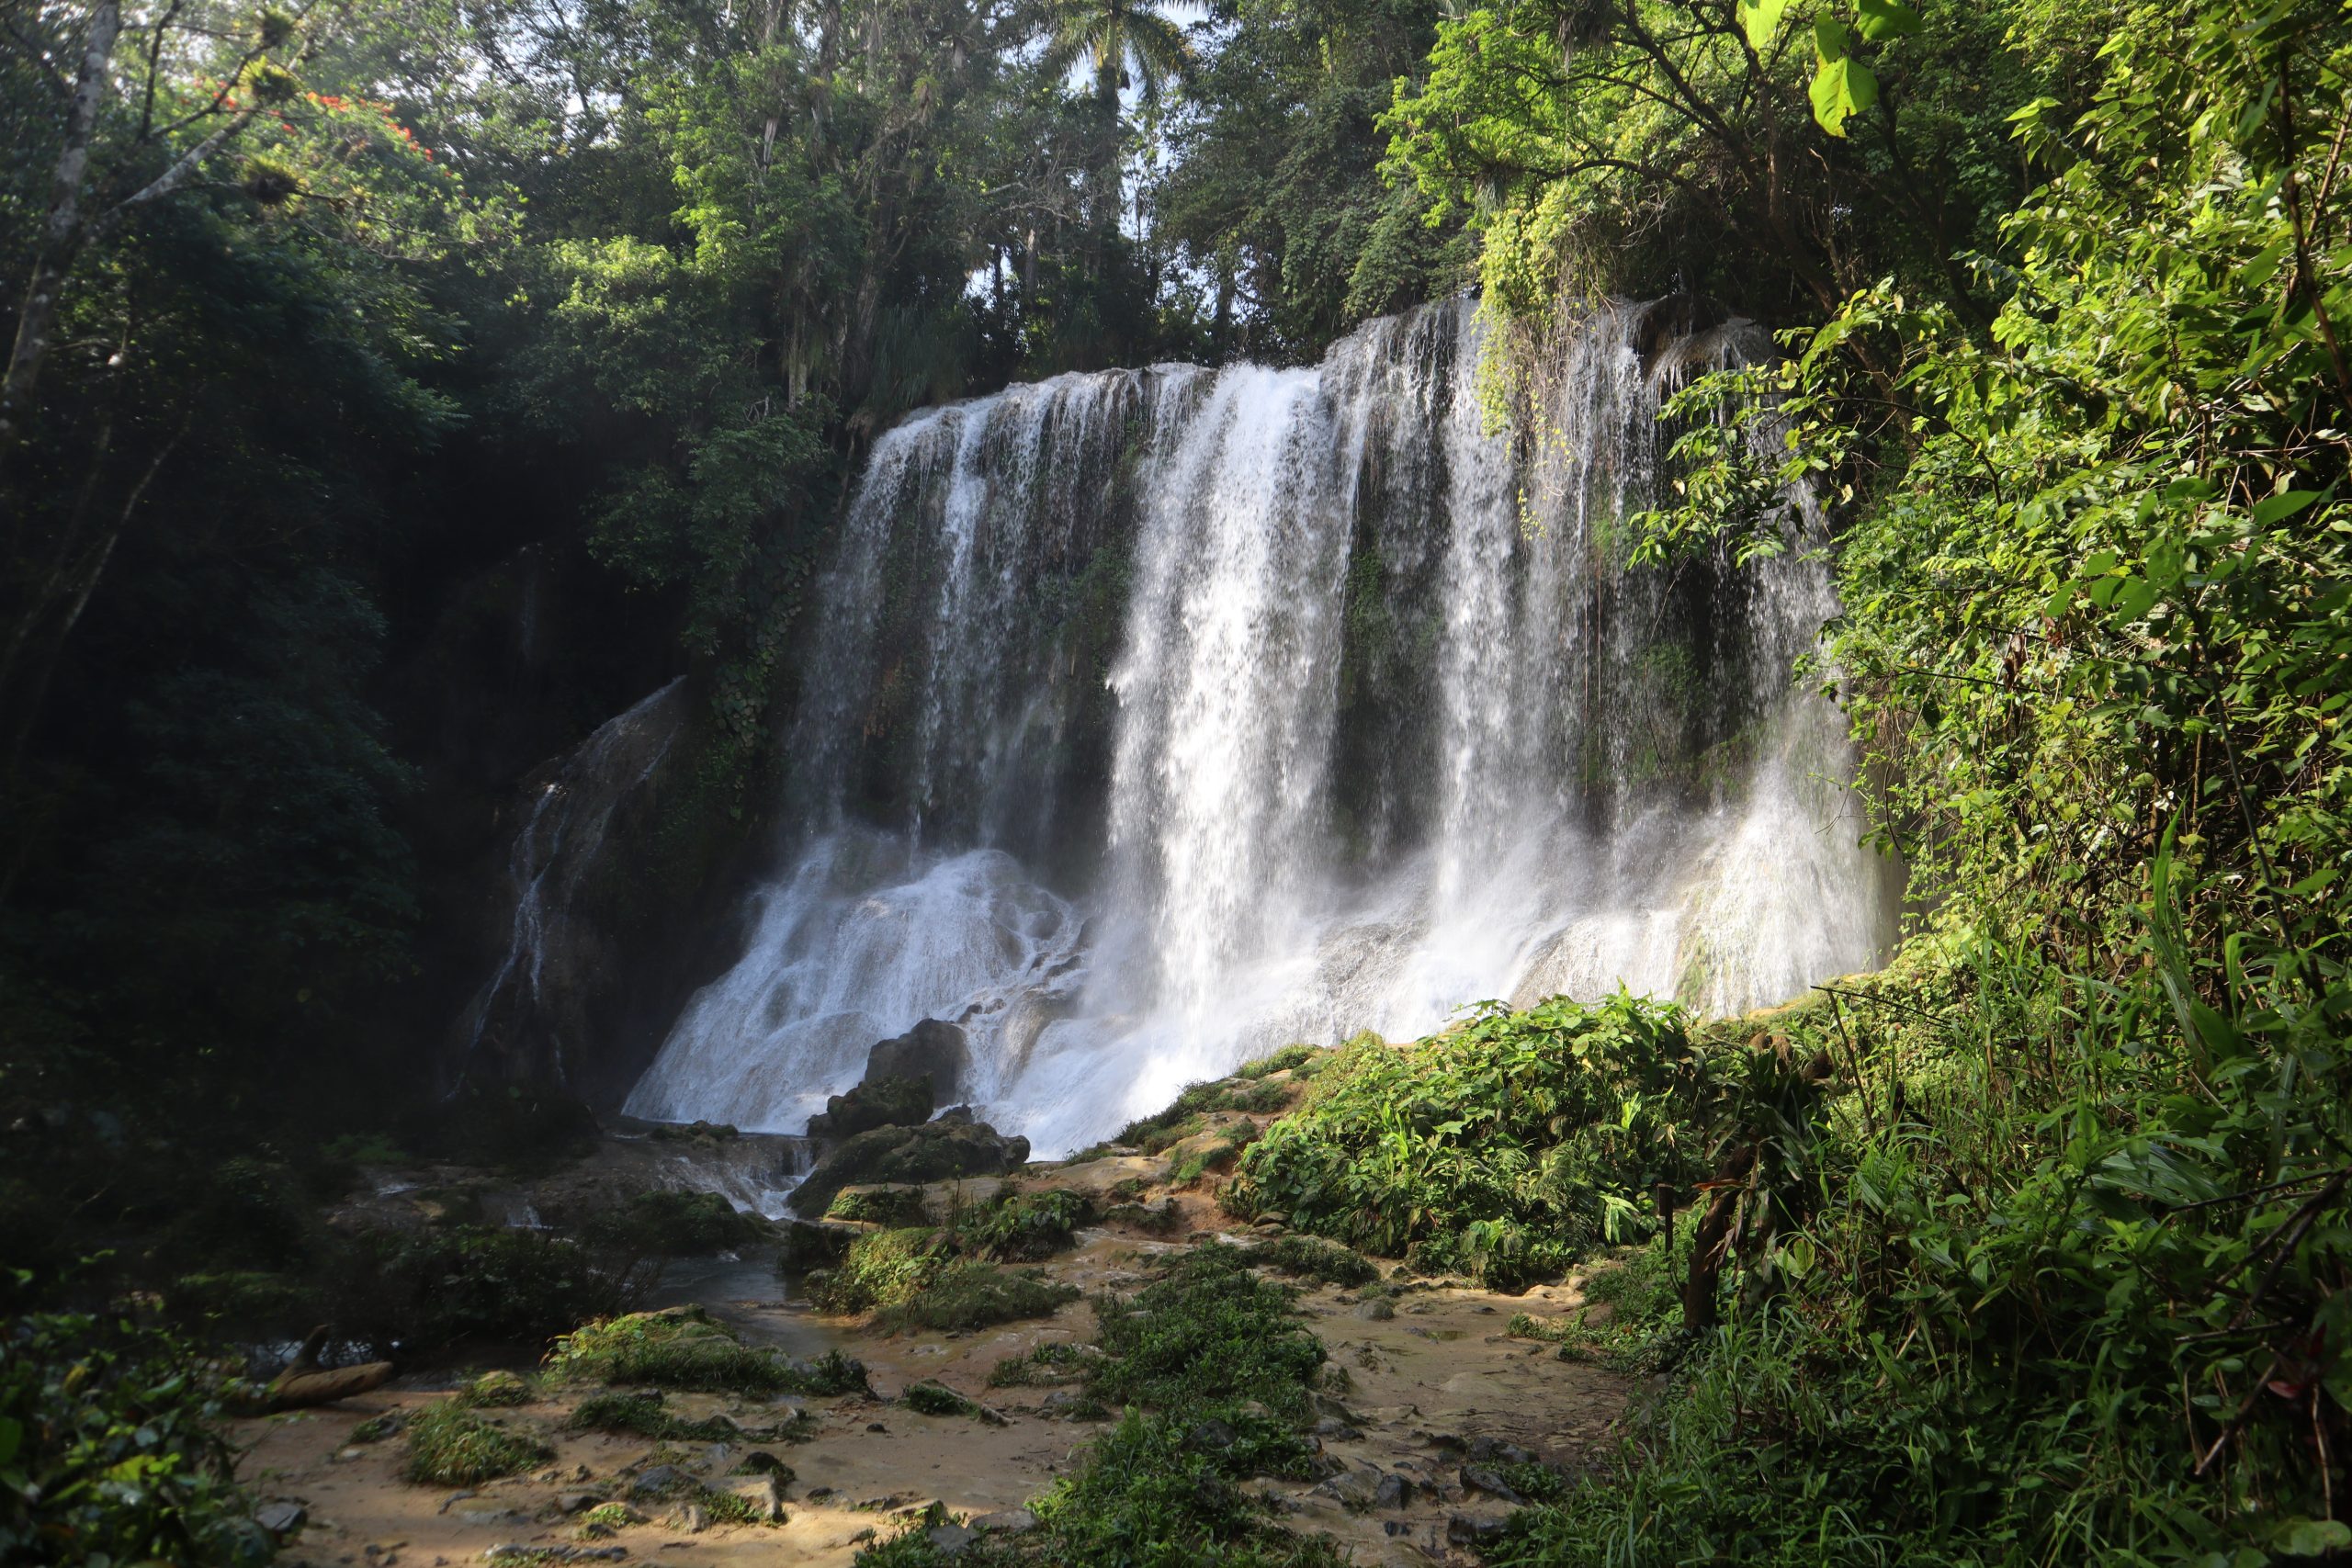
[
  {"xmin": 456, "ymin": 678, "xmax": 687, "ymax": 1087},
  {"xmin": 623, "ymin": 299, "xmax": 1890, "ymax": 1153}
]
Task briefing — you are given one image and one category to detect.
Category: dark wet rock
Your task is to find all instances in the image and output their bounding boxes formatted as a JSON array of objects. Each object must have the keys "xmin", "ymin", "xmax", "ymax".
[
  {"xmin": 1314, "ymin": 1467, "xmax": 1384, "ymax": 1510},
  {"xmin": 788, "ymin": 1117, "xmax": 1029, "ymax": 1217},
  {"xmin": 973, "ymin": 1508, "xmax": 1037, "ymax": 1534},
  {"xmin": 554, "ymin": 1491, "xmax": 604, "ymax": 1516},
  {"xmin": 777, "ymin": 1218, "xmax": 856, "ymax": 1269},
  {"xmin": 1311, "ymin": 1416, "xmax": 1358, "ymax": 1440},
  {"xmin": 1354, "ymin": 1298, "xmax": 1396, "ymax": 1320},
  {"xmin": 254, "ymin": 1500, "xmax": 308, "ymax": 1536},
  {"xmin": 1373, "ymin": 1473, "xmax": 1412, "ymax": 1509},
  {"xmin": 1448, "ymin": 1511, "xmax": 1513, "ymax": 1547},
  {"xmin": 1466, "ymin": 1436, "xmax": 1538, "ymax": 1467},
  {"xmin": 1460, "ymin": 1464, "xmax": 1525, "ymax": 1503},
  {"xmin": 806, "ymin": 1074, "xmax": 933, "ymax": 1142},
  {"xmin": 865, "ymin": 1020, "xmax": 972, "ymax": 1100},
  {"xmin": 628, "ymin": 1466, "xmax": 686, "ymax": 1499},
  {"xmin": 1186, "ymin": 1417, "xmax": 1237, "ymax": 1450},
  {"xmin": 925, "ymin": 1523, "xmax": 978, "ymax": 1555}
]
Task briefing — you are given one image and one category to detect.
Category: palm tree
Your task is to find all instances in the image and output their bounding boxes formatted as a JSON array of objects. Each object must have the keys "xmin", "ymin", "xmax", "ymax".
[
  {"xmin": 1038, "ymin": 0, "xmax": 1192, "ymax": 248},
  {"xmin": 1040, "ymin": 0, "xmax": 1193, "ymax": 111}
]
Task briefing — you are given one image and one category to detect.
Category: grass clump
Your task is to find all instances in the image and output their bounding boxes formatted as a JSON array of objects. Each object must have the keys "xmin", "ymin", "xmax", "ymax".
[
  {"xmin": 1235, "ymin": 1043, "xmax": 1322, "ymax": 1080},
  {"xmin": 813, "ymin": 1222, "xmax": 1080, "ymax": 1331},
  {"xmin": 951, "ymin": 1188, "xmax": 1092, "ymax": 1260},
  {"xmin": 901, "ymin": 1380, "xmax": 983, "ymax": 1416},
  {"xmin": 545, "ymin": 1306, "xmax": 792, "ymax": 1393},
  {"xmin": 403, "ymin": 1400, "xmax": 552, "ymax": 1485},
  {"xmin": 1115, "ymin": 1078, "xmax": 1294, "ymax": 1156},
  {"xmin": 454, "ymin": 1368, "xmax": 536, "ymax": 1407},
  {"xmin": 1087, "ymin": 1246, "xmax": 1324, "ymax": 1427},
  {"xmin": 1227, "ymin": 994, "xmax": 1706, "ymax": 1288},
  {"xmin": 1238, "ymin": 1235, "xmax": 1377, "ymax": 1288},
  {"xmin": 853, "ymin": 1244, "xmax": 1349, "ymax": 1568},
  {"xmin": 988, "ymin": 1342, "xmax": 1095, "ymax": 1387},
  {"xmin": 825, "ymin": 1187, "xmax": 930, "ymax": 1226},
  {"xmin": 872, "ymin": 1262, "xmax": 1079, "ymax": 1334}
]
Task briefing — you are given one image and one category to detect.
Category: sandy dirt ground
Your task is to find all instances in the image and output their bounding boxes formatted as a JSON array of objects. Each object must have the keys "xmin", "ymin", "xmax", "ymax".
[{"xmin": 243, "ymin": 1143, "xmax": 1634, "ymax": 1567}]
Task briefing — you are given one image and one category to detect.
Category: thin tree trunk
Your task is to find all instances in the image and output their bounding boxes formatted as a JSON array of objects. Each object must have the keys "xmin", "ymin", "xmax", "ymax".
[{"xmin": 1, "ymin": 0, "xmax": 121, "ymax": 454}]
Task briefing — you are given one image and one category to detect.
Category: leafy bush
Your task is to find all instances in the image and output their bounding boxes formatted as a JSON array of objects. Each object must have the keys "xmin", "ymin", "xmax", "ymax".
[
  {"xmin": 1227, "ymin": 994, "xmax": 1708, "ymax": 1287},
  {"xmin": 951, "ymin": 1189, "xmax": 1093, "ymax": 1261},
  {"xmin": 807, "ymin": 1227, "xmax": 946, "ymax": 1314},
  {"xmin": 335, "ymin": 1225, "xmax": 625, "ymax": 1352},
  {"xmin": 402, "ymin": 1401, "xmax": 552, "ymax": 1485},
  {"xmin": 545, "ymin": 1307, "xmax": 790, "ymax": 1393},
  {"xmin": 0, "ymin": 1310, "xmax": 271, "ymax": 1566},
  {"xmin": 873, "ymin": 1264, "xmax": 1080, "ymax": 1335}
]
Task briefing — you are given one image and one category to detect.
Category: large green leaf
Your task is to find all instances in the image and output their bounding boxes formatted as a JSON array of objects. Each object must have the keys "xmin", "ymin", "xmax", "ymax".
[
  {"xmin": 1855, "ymin": 0, "xmax": 1924, "ymax": 40},
  {"xmin": 1737, "ymin": 0, "xmax": 1790, "ymax": 52},
  {"xmin": 1810, "ymin": 53, "xmax": 1877, "ymax": 136}
]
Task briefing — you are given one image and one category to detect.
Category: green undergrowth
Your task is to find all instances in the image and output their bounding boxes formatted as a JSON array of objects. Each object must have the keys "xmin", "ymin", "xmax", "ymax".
[
  {"xmin": 854, "ymin": 1246, "xmax": 1348, "ymax": 1566},
  {"xmin": 1236, "ymin": 1235, "xmax": 1379, "ymax": 1288},
  {"xmin": 571, "ymin": 1389, "xmax": 810, "ymax": 1443},
  {"xmin": 581, "ymin": 1190, "xmax": 766, "ymax": 1258},
  {"xmin": 988, "ymin": 1341, "xmax": 1097, "ymax": 1387},
  {"xmin": 546, "ymin": 1307, "xmax": 867, "ymax": 1395},
  {"xmin": 810, "ymin": 1190, "xmax": 1092, "ymax": 1329},
  {"xmin": 901, "ymin": 1380, "xmax": 984, "ymax": 1416},
  {"xmin": 1506, "ymin": 1239, "xmax": 1690, "ymax": 1372},
  {"xmin": 403, "ymin": 1401, "xmax": 553, "ymax": 1485},
  {"xmin": 454, "ymin": 1369, "xmax": 537, "ymax": 1407},
  {"xmin": 1226, "ymin": 994, "xmax": 1713, "ymax": 1288},
  {"xmin": 825, "ymin": 1187, "xmax": 930, "ymax": 1226},
  {"xmin": 0, "ymin": 1309, "xmax": 272, "ymax": 1566},
  {"xmin": 1114, "ymin": 1075, "xmax": 1301, "ymax": 1156}
]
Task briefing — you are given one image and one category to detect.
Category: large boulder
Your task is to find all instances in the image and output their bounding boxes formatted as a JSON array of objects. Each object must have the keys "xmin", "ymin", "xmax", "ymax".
[
  {"xmin": 787, "ymin": 1113, "xmax": 1029, "ymax": 1218},
  {"xmin": 805, "ymin": 1073, "xmax": 933, "ymax": 1141},
  {"xmin": 864, "ymin": 1020, "xmax": 971, "ymax": 1100}
]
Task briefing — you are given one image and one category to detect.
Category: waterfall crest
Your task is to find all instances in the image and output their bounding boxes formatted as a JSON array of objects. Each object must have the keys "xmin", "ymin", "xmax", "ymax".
[{"xmin": 623, "ymin": 299, "xmax": 1889, "ymax": 1153}]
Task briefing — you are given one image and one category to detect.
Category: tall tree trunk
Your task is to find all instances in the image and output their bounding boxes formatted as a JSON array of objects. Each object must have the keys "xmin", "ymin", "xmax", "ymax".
[{"xmin": 1, "ymin": 0, "xmax": 121, "ymax": 458}]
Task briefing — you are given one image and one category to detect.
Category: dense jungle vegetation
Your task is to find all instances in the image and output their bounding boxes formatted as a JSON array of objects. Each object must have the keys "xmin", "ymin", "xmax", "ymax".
[{"xmin": 4, "ymin": 0, "xmax": 2350, "ymax": 1560}]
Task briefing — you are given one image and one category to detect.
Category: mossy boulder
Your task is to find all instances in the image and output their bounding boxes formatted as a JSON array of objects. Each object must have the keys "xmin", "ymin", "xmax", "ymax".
[
  {"xmin": 864, "ymin": 1019, "xmax": 971, "ymax": 1100},
  {"xmin": 788, "ymin": 1113, "xmax": 1029, "ymax": 1218},
  {"xmin": 805, "ymin": 1073, "xmax": 933, "ymax": 1141}
]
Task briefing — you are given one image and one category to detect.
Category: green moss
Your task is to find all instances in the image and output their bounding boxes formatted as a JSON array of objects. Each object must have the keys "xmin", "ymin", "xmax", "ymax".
[
  {"xmin": 808, "ymin": 1227, "xmax": 947, "ymax": 1314},
  {"xmin": 403, "ymin": 1402, "xmax": 553, "ymax": 1485},
  {"xmin": 1235, "ymin": 1045, "xmax": 1320, "ymax": 1080}
]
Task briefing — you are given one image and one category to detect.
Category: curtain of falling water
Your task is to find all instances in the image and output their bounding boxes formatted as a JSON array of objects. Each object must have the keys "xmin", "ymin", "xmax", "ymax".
[{"xmin": 622, "ymin": 299, "xmax": 1890, "ymax": 1154}]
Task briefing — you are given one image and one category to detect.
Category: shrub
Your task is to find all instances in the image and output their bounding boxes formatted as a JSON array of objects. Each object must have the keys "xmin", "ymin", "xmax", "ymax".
[
  {"xmin": 403, "ymin": 1402, "xmax": 552, "ymax": 1485},
  {"xmin": 1227, "ymin": 994, "xmax": 1707, "ymax": 1287},
  {"xmin": 807, "ymin": 1228, "xmax": 946, "ymax": 1314},
  {"xmin": 545, "ymin": 1307, "xmax": 790, "ymax": 1393},
  {"xmin": 0, "ymin": 1310, "xmax": 271, "ymax": 1566},
  {"xmin": 951, "ymin": 1189, "xmax": 1092, "ymax": 1261},
  {"xmin": 988, "ymin": 1343, "xmax": 1096, "ymax": 1387},
  {"xmin": 334, "ymin": 1225, "xmax": 624, "ymax": 1353}
]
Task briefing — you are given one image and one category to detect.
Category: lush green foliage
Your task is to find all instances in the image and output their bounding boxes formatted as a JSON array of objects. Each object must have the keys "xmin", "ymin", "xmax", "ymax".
[
  {"xmin": 855, "ymin": 1247, "xmax": 1348, "ymax": 1568},
  {"xmin": 809, "ymin": 1224, "xmax": 1081, "ymax": 1330},
  {"xmin": 1227, "ymin": 993, "xmax": 1711, "ymax": 1287},
  {"xmin": 1234, "ymin": 1235, "xmax": 1380, "ymax": 1288},
  {"xmin": 544, "ymin": 1307, "xmax": 797, "ymax": 1393},
  {"xmin": 0, "ymin": 1309, "xmax": 271, "ymax": 1566}
]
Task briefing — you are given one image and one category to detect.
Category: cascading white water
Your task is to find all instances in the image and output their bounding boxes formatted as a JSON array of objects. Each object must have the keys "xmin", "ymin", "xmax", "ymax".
[{"xmin": 624, "ymin": 299, "xmax": 1890, "ymax": 1153}]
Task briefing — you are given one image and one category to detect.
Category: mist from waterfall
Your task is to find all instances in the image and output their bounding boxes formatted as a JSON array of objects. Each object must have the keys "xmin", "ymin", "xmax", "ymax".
[{"xmin": 624, "ymin": 299, "xmax": 1890, "ymax": 1154}]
